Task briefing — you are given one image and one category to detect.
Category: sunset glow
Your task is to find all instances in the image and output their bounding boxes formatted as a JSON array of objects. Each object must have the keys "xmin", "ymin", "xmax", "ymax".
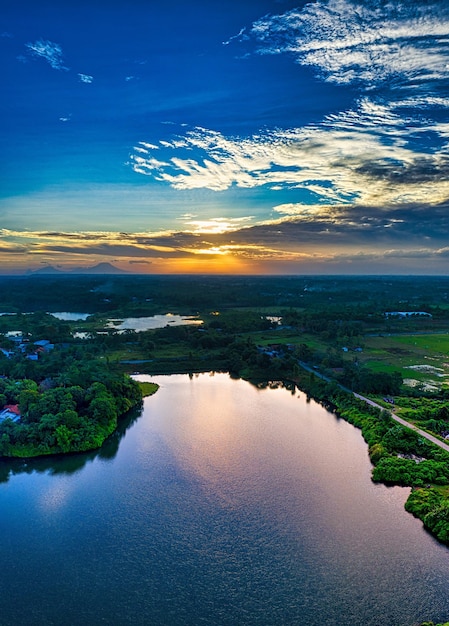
[{"xmin": 2, "ymin": 0, "xmax": 449, "ymax": 274}]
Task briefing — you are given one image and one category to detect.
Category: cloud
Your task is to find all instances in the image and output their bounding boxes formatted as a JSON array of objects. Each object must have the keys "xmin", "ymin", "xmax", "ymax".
[
  {"xmin": 0, "ymin": 243, "xmax": 28, "ymax": 254},
  {"xmin": 128, "ymin": 259, "xmax": 152, "ymax": 265},
  {"xmin": 78, "ymin": 73, "xmax": 93, "ymax": 84},
  {"xmin": 181, "ymin": 216, "xmax": 254, "ymax": 234},
  {"xmin": 18, "ymin": 196, "xmax": 449, "ymax": 253},
  {"xmin": 126, "ymin": 0, "xmax": 449, "ymax": 274},
  {"xmin": 3, "ymin": 214, "xmax": 449, "ymax": 274},
  {"xmin": 130, "ymin": 97, "xmax": 449, "ymax": 208},
  {"xmin": 243, "ymin": 0, "xmax": 449, "ymax": 90},
  {"xmin": 25, "ymin": 39, "xmax": 68, "ymax": 70},
  {"xmin": 0, "ymin": 229, "xmax": 197, "ymax": 259},
  {"xmin": 263, "ymin": 201, "xmax": 449, "ymax": 245},
  {"xmin": 222, "ymin": 27, "xmax": 249, "ymax": 46}
]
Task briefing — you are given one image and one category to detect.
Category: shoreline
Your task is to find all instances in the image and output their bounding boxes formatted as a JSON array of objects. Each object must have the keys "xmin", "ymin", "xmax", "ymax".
[{"xmin": 135, "ymin": 362, "xmax": 449, "ymax": 549}]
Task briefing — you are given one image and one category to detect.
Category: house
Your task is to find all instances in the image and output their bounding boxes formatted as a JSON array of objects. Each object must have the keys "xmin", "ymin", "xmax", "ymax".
[
  {"xmin": 0, "ymin": 404, "xmax": 21, "ymax": 422},
  {"xmin": 0, "ymin": 348, "xmax": 14, "ymax": 358},
  {"xmin": 33, "ymin": 340, "xmax": 54, "ymax": 352}
]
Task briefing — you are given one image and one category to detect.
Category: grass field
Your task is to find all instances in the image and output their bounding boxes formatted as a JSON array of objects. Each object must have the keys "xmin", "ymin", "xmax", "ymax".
[
  {"xmin": 360, "ymin": 333, "xmax": 449, "ymax": 390},
  {"xmin": 75, "ymin": 310, "xmax": 449, "ymax": 392},
  {"xmin": 137, "ymin": 381, "xmax": 159, "ymax": 397}
]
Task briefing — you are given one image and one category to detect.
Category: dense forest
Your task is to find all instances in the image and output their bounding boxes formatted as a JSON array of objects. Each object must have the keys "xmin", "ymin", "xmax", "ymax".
[{"xmin": 0, "ymin": 273, "xmax": 448, "ymax": 314}]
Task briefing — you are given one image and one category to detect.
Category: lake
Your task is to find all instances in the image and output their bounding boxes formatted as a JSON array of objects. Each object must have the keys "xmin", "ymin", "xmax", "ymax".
[
  {"xmin": 106, "ymin": 314, "xmax": 202, "ymax": 331},
  {"xmin": 0, "ymin": 373, "xmax": 448, "ymax": 626},
  {"xmin": 47, "ymin": 312, "xmax": 203, "ymax": 336},
  {"xmin": 49, "ymin": 312, "xmax": 92, "ymax": 321}
]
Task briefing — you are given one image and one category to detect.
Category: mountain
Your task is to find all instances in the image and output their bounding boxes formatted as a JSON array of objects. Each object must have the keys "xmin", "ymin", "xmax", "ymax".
[
  {"xmin": 73, "ymin": 262, "xmax": 128, "ymax": 275},
  {"xmin": 28, "ymin": 262, "xmax": 128, "ymax": 275},
  {"xmin": 28, "ymin": 265, "xmax": 64, "ymax": 275}
]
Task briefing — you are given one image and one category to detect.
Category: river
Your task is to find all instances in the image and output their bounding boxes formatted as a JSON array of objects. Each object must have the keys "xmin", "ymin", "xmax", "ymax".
[{"xmin": 0, "ymin": 373, "xmax": 448, "ymax": 625}]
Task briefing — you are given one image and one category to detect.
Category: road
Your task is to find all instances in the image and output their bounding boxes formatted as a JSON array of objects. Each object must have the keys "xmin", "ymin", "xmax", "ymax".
[
  {"xmin": 298, "ymin": 361, "xmax": 449, "ymax": 454},
  {"xmin": 353, "ymin": 392, "xmax": 449, "ymax": 454}
]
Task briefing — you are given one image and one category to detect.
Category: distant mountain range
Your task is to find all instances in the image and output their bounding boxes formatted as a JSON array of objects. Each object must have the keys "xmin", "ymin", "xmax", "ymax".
[{"xmin": 28, "ymin": 262, "xmax": 128, "ymax": 275}]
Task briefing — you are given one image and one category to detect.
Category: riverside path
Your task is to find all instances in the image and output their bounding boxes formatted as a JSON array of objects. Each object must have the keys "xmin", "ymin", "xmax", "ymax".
[{"xmin": 298, "ymin": 361, "xmax": 449, "ymax": 455}]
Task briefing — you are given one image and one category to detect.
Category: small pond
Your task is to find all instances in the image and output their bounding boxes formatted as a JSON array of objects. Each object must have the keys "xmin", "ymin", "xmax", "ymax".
[
  {"xmin": 106, "ymin": 313, "xmax": 203, "ymax": 332},
  {"xmin": 49, "ymin": 312, "xmax": 92, "ymax": 321}
]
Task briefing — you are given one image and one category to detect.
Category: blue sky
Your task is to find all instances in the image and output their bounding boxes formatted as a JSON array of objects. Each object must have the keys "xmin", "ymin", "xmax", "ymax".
[{"xmin": 1, "ymin": 0, "xmax": 449, "ymax": 274}]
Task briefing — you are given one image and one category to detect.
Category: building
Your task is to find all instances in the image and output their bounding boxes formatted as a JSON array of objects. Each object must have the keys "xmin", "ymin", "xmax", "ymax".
[
  {"xmin": 385, "ymin": 311, "xmax": 432, "ymax": 318},
  {"xmin": 0, "ymin": 404, "xmax": 21, "ymax": 422}
]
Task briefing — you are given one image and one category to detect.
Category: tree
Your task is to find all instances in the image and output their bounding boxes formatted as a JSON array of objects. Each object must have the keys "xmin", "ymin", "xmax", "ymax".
[
  {"xmin": 88, "ymin": 394, "xmax": 117, "ymax": 428},
  {"xmin": 55, "ymin": 425, "xmax": 74, "ymax": 453}
]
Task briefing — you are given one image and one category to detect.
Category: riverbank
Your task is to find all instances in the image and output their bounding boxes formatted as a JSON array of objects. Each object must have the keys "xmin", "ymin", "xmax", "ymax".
[
  {"xmin": 130, "ymin": 355, "xmax": 449, "ymax": 546},
  {"xmin": 138, "ymin": 359, "xmax": 449, "ymax": 547},
  {"xmin": 2, "ymin": 371, "xmax": 448, "ymax": 626},
  {"xmin": 283, "ymin": 367, "xmax": 449, "ymax": 546}
]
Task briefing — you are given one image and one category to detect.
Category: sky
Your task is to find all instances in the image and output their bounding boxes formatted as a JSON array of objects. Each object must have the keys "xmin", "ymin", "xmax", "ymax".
[{"xmin": 1, "ymin": 0, "xmax": 449, "ymax": 275}]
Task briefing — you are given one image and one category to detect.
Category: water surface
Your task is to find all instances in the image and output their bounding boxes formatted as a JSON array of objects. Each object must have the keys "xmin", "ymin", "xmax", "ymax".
[
  {"xmin": 0, "ymin": 373, "xmax": 448, "ymax": 626},
  {"xmin": 106, "ymin": 314, "xmax": 202, "ymax": 331},
  {"xmin": 49, "ymin": 312, "xmax": 92, "ymax": 321}
]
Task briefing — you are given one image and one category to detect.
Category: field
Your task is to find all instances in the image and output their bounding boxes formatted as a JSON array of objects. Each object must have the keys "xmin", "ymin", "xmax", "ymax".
[{"xmin": 359, "ymin": 333, "xmax": 449, "ymax": 391}]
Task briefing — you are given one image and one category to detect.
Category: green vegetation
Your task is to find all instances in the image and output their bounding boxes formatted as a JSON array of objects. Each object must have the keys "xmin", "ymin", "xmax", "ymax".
[
  {"xmin": 0, "ymin": 366, "xmax": 142, "ymax": 457},
  {"xmin": 0, "ymin": 312, "xmax": 143, "ymax": 457},
  {"xmin": 283, "ymin": 372, "xmax": 449, "ymax": 547},
  {"xmin": 138, "ymin": 381, "xmax": 159, "ymax": 397},
  {"xmin": 0, "ymin": 274, "xmax": 449, "ymax": 546}
]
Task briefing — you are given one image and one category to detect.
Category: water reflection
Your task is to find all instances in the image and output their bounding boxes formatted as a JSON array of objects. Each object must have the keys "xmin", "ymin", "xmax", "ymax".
[
  {"xmin": 106, "ymin": 313, "xmax": 202, "ymax": 332},
  {"xmin": 48, "ymin": 312, "xmax": 92, "ymax": 321},
  {"xmin": 0, "ymin": 373, "xmax": 448, "ymax": 626}
]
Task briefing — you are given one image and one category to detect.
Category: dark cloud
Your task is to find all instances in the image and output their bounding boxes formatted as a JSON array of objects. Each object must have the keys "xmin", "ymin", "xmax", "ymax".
[
  {"xmin": 198, "ymin": 201, "xmax": 449, "ymax": 248},
  {"xmin": 35, "ymin": 243, "xmax": 195, "ymax": 259},
  {"xmin": 38, "ymin": 231, "xmax": 113, "ymax": 241},
  {"xmin": 356, "ymin": 156, "xmax": 449, "ymax": 185},
  {"xmin": 128, "ymin": 260, "xmax": 152, "ymax": 265},
  {"xmin": 0, "ymin": 244, "xmax": 28, "ymax": 254}
]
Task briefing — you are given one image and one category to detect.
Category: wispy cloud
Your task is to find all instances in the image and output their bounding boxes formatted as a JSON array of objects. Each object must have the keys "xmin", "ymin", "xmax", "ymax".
[
  {"xmin": 127, "ymin": 0, "xmax": 449, "ymax": 275},
  {"xmin": 222, "ymin": 27, "xmax": 249, "ymax": 46},
  {"xmin": 130, "ymin": 97, "xmax": 449, "ymax": 208},
  {"xmin": 243, "ymin": 0, "xmax": 449, "ymax": 90},
  {"xmin": 25, "ymin": 39, "xmax": 68, "ymax": 70},
  {"xmin": 78, "ymin": 73, "xmax": 93, "ymax": 84}
]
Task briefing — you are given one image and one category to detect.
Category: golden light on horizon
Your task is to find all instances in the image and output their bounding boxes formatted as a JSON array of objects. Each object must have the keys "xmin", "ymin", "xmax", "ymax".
[{"xmin": 159, "ymin": 253, "xmax": 249, "ymax": 274}]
